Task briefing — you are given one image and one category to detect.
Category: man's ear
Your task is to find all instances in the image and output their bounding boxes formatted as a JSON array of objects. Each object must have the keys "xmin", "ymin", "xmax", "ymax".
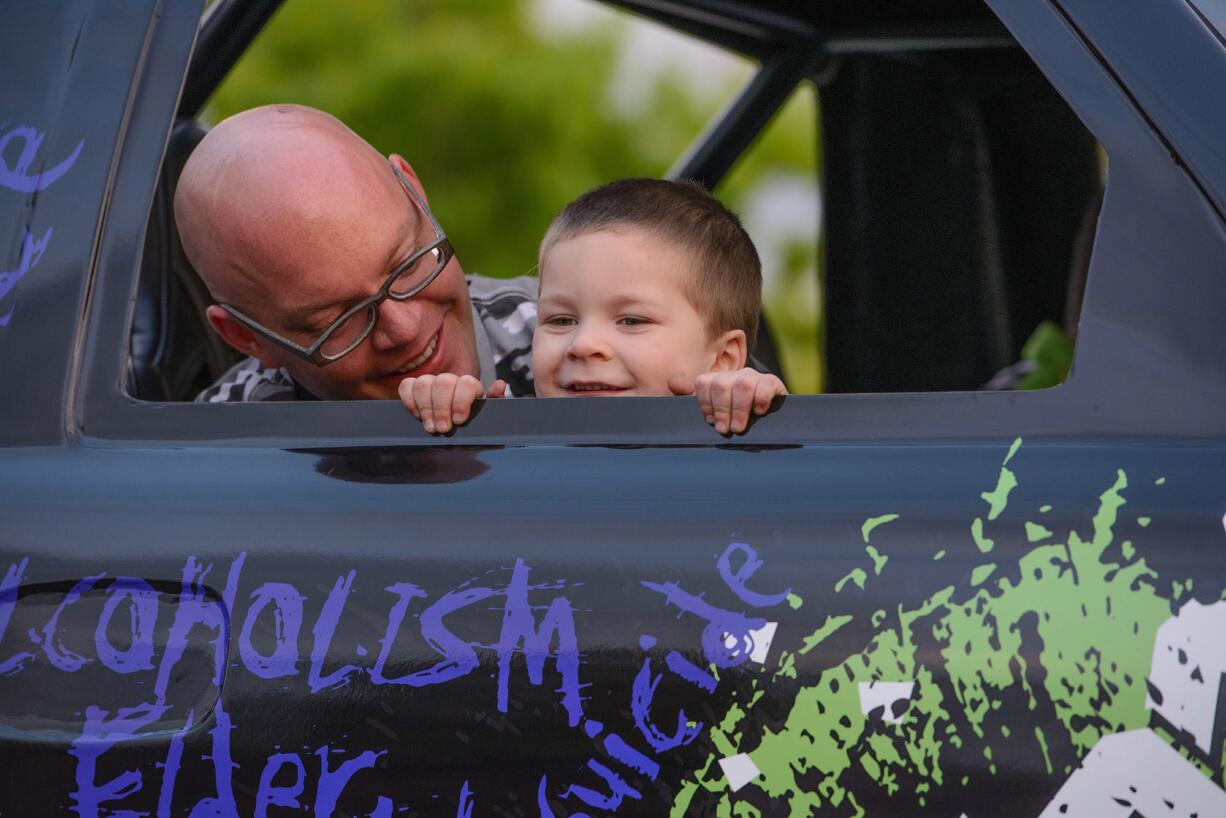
[
  {"xmin": 708, "ymin": 329, "xmax": 748, "ymax": 373},
  {"xmin": 388, "ymin": 154, "xmax": 426, "ymax": 202},
  {"xmin": 206, "ymin": 305, "xmax": 282, "ymax": 368}
]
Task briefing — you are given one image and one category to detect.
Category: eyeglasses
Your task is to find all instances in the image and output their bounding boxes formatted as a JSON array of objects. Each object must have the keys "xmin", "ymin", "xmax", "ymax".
[{"xmin": 219, "ymin": 164, "xmax": 454, "ymax": 367}]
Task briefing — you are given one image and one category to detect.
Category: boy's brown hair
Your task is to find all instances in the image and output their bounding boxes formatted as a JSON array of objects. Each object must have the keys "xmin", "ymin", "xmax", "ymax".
[{"xmin": 539, "ymin": 178, "xmax": 761, "ymax": 352}]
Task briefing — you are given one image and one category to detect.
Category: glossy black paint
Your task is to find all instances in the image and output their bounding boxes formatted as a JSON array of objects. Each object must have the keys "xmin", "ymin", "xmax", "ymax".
[
  {"xmin": 2, "ymin": 0, "xmax": 1225, "ymax": 816},
  {"xmin": 5, "ymin": 441, "xmax": 1225, "ymax": 817}
]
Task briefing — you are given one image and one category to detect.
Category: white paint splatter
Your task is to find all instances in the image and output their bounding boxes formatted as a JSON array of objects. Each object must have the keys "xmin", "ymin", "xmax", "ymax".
[
  {"xmin": 722, "ymin": 621, "xmax": 778, "ymax": 665},
  {"xmin": 1145, "ymin": 599, "xmax": 1226, "ymax": 754},
  {"xmin": 1038, "ymin": 729, "xmax": 1226, "ymax": 816},
  {"xmin": 718, "ymin": 753, "xmax": 761, "ymax": 793},
  {"xmin": 858, "ymin": 681, "xmax": 915, "ymax": 723},
  {"xmin": 747, "ymin": 622, "xmax": 777, "ymax": 664}
]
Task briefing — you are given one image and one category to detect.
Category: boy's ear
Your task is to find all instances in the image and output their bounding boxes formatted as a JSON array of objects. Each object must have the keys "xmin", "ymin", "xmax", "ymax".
[
  {"xmin": 206, "ymin": 305, "xmax": 283, "ymax": 368},
  {"xmin": 708, "ymin": 329, "xmax": 748, "ymax": 373}
]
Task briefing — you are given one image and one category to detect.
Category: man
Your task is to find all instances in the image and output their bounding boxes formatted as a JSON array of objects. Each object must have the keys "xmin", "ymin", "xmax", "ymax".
[{"xmin": 176, "ymin": 104, "xmax": 536, "ymax": 402}]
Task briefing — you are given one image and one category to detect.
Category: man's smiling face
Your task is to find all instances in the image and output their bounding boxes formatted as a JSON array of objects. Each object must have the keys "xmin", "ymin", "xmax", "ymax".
[
  {"xmin": 245, "ymin": 159, "xmax": 481, "ymax": 401},
  {"xmin": 179, "ymin": 107, "xmax": 481, "ymax": 400}
]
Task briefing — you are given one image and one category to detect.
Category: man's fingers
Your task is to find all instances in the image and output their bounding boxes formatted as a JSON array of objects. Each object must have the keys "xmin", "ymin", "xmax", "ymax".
[
  {"xmin": 412, "ymin": 376, "xmax": 437, "ymax": 432},
  {"xmin": 398, "ymin": 378, "xmax": 420, "ymax": 418},
  {"xmin": 487, "ymin": 380, "xmax": 508, "ymax": 400},
  {"xmin": 430, "ymin": 373, "xmax": 460, "ymax": 433},
  {"xmin": 451, "ymin": 376, "xmax": 484, "ymax": 424},
  {"xmin": 668, "ymin": 373, "xmax": 695, "ymax": 396}
]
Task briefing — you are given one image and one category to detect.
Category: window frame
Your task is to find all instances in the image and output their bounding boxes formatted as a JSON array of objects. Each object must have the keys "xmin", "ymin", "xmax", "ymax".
[{"xmin": 73, "ymin": 0, "xmax": 1226, "ymax": 448}]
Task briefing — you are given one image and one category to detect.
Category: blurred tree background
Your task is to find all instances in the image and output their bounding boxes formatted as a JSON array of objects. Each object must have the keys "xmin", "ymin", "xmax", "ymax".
[{"xmin": 209, "ymin": 0, "xmax": 822, "ymax": 390}]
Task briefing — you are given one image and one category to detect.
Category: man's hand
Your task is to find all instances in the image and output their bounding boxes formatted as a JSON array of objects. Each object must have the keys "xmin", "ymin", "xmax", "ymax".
[
  {"xmin": 669, "ymin": 369, "xmax": 788, "ymax": 435},
  {"xmin": 398, "ymin": 374, "xmax": 506, "ymax": 434}
]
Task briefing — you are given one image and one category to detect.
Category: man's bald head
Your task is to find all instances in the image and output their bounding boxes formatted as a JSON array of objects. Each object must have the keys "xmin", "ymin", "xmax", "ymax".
[
  {"xmin": 175, "ymin": 104, "xmax": 405, "ymax": 311},
  {"xmin": 176, "ymin": 105, "xmax": 481, "ymax": 401}
]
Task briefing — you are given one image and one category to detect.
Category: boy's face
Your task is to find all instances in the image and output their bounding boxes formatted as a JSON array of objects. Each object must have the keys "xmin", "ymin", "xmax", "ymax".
[{"xmin": 533, "ymin": 228, "xmax": 743, "ymax": 397}]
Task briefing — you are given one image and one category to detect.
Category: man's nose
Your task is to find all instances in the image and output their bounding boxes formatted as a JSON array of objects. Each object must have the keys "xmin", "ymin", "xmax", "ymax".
[
  {"xmin": 566, "ymin": 322, "xmax": 612, "ymax": 360},
  {"xmin": 369, "ymin": 296, "xmax": 425, "ymax": 351}
]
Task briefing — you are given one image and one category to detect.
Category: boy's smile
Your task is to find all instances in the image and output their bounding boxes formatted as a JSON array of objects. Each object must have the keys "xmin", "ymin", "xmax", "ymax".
[{"xmin": 533, "ymin": 228, "xmax": 742, "ymax": 398}]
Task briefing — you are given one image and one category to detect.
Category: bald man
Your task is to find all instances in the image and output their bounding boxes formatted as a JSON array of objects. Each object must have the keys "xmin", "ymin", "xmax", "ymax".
[{"xmin": 177, "ymin": 105, "xmax": 536, "ymax": 402}]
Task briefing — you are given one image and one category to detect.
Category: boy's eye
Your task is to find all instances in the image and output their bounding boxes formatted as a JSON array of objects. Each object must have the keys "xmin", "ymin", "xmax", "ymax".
[
  {"xmin": 545, "ymin": 315, "xmax": 577, "ymax": 327},
  {"xmin": 618, "ymin": 316, "xmax": 650, "ymax": 326}
]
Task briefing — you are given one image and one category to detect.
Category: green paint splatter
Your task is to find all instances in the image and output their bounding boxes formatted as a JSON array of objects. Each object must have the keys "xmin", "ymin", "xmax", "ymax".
[
  {"xmin": 970, "ymin": 564, "xmax": 996, "ymax": 586},
  {"xmin": 742, "ymin": 596, "xmax": 958, "ymax": 809},
  {"xmin": 1025, "ymin": 522, "xmax": 1054, "ymax": 542},
  {"xmin": 866, "ymin": 545, "xmax": 888, "ymax": 576},
  {"xmin": 799, "ymin": 614, "xmax": 854, "ymax": 655},
  {"xmin": 981, "ymin": 471, "xmax": 1018, "ymax": 521},
  {"xmin": 979, "ymin": 439, "xmax": 1021, "ymax": 522},
  {"xmin": 971, "ymin": 518, "xmax": 995, "ymax": 554},
  {"xmin": 933, "ymin": 550, "xmax": 946, "ymax": 561},
  {"xmin": 680, "ymin": 456, "xmax": 1185, "ymax": 816},
  {"xmin": 862, "ymin": 513, "xmax": 900, "ymax": 542},
  {"xmin": 1138, "ymin": 517, "xmax": 1151, "ymax": 527},
  {"xmin": 1035, "ymin": 726, "xmax": 1053, "ymax": 774},
  {"xmin": 786, "ymin": 592, "xmax": 803, "ymax": 609},
  {"xmin": 835, "ymin": 568, "xmax": 867, "ymax": 593},
  {"xmin": 670, "ymin": 759, "xmax": 711, "ymax": 818},
  {"xmin": 1156, "ymin": 477, "xmax": 1167, "ymax": 485},
  {"xmin": 1040, "ymin": 504, "xmax": 1053, "ymax": 513}
]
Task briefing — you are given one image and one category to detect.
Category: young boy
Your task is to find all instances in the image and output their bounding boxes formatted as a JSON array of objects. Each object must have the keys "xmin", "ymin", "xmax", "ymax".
[{"xmin": 399, "ymin": 178, "xmax": 786, "ymax": 434}]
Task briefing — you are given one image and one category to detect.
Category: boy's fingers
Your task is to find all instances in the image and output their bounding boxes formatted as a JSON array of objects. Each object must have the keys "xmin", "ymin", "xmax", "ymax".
[
  {"xmin": 452, "ymin": 376, "xmax": 484, "ymax": 424},
  {"xmin": 752, "ymin": 379, "xmax": 775, "ymax": 416},
  {"xmin": 430, "ymin": 373, "xmax": 460, "ymax": 433},
  {"xmin": 753, "ymin": 375, "xmax": 786, "ymax": 415},
  {"xmin": 710, "ymin": 377, "xmax": 733, "ymax": 433},
  {"xmin": 693, "ymin": 376, "xmax": 715, "ymax": 424},
  {"xmin": 668, "ymin": 374, "xmax": 695, "ymax": 396},
  {"xmin": 487, "ymin": 379, "xmax": 508, "ymax": 399},
  {"xmin": 411, "ymin": 376, "xmax": 436, "ymax": 432},
  {"xmin": 729, "ymin": 374, "xmax": 756, "ymax": 433}
]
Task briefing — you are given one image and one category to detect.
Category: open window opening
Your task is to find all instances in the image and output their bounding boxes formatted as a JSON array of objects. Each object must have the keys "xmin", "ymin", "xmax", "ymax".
[
  {"xmin": 814, "ymin": 47, "xmax": 1104, "ymax": 393},
  {"xmin": 128, "ymin": 0, "xmax": 1103, "ymax": 407}
]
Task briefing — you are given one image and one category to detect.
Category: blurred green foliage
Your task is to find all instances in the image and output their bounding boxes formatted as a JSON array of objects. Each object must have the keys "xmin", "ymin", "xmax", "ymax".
[{"xmin": 210, "ymin": 0, "xmax": 822, "ymax": 390}]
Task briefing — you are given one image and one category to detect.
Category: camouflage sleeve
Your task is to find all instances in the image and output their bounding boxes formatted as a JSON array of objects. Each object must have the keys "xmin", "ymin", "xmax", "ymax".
[{"xmin": 467, "ymin": 275, "xmax": 538, "ymax": 398}]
